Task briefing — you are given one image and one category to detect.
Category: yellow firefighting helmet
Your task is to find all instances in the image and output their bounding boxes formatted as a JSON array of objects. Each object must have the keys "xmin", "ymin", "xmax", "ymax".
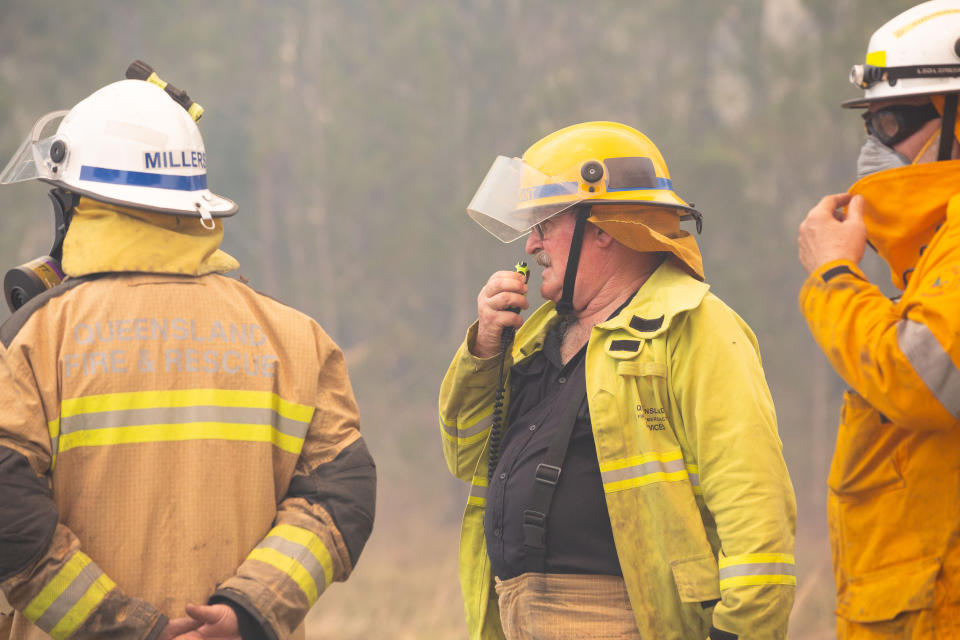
[
  {"xmin": 467, "ymin": 121, "xmax": 704, "ymax": 279},
  {"xmin": 467, "ymin": 121, "xmax": 700, "ymax": 242}
]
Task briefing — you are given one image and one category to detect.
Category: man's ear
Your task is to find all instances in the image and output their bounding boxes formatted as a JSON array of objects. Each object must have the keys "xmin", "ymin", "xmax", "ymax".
[{"xmin": 593, "ymin": 225, "xmax": 614, "ymax": 248}]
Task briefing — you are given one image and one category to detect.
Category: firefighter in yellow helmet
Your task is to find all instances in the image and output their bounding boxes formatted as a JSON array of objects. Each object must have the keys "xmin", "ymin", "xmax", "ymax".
[
  {"xmin": 440, "ymin": 121, "xmax": 797, "ymax": 639},
  {"xmin": 797, "ymin": 1, "xmax": 960, "ymax": 636},
  {"xmin": 0, "ymin": 65, "xmax": 376, "ymax": 640}
]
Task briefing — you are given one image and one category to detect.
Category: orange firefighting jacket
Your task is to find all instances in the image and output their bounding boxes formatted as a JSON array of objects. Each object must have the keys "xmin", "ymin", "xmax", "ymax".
[
  {"xmin": 0, "ymin": 201, "xmax": 376, "ymax": 640},
  {"xmin": 799, "ymin": 160, "xmax": 960, "ymax": 634}
]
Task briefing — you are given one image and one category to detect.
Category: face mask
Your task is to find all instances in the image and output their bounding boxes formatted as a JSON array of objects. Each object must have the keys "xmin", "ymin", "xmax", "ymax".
[{"xmin": 856, "ymin": 134, "xmax": 910, "ymax": 179}]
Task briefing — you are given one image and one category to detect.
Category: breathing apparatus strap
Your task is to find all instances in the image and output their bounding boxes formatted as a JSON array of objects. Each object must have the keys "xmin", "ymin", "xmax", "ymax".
[
  {"xmin": 521, "ymin": 381, "xmax": 587, "ymax": 573},
  {"xmin": 555, "ymin": 206, "xmax": 590, "ymax": 316},
  {"xmin": 48, "ymin": 188, "xmax": 78, "ymax": 262},
  {"xmin": 938, "ymin": 93, "xmax": 959, "ymax": 162}
]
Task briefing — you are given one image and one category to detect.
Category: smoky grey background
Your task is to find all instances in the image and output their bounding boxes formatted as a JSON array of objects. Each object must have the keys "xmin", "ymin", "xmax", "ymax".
[{"xmin": 0, "ymin": 1, "xmax": 913, "ymax": 637}]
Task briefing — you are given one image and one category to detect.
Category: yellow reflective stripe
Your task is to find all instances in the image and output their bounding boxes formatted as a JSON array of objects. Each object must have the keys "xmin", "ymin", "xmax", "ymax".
[
  {"xmin": 718, "ymin": 552, "xmax": 795, "ymax": 568},
  {"xmin": 467, "ymin": 477, "xmax": 488, "ymax": 507},
  {"xmin": 48, "ymin": 417, "xmax": 60, "ymax": 470},
  {"xmin": 23, "ymin": 552, "xmax": 116, "ymax": 639},
  {"xmin": 249, "ymin": 548, "xmax": 319, "ymax": 605},
  {"xmin": 600, "ymin": 450, "xmax": 689, "ymax": 492},
  {"xmin": 61, "ymin": 389, "xmax": 313, "ymax": 423},
  {"xmin": 686, "ymin": 464, "xmax": 702, "ymax": 495},
  {"xmin": 48, "ymin": 574, "xmax": 116, "ymax": 640},
  {"xmin": 247, "ymin": 524, "xmax": 334, "ymax": 607},
  {"xmin": 439, "ymin": 408, "xmax": 494, "ymax": 445},
  {"xmin": 718, "ymin": 553, "xmax": 797, "ymax": 590},
  {"xmin": 599, "ymin": 449, "xmax": 684, "ymax": 473},
  {"xmin": 270, "ymin": 524, "xmax": 334, "ymax": 589},
  {"xmin": 59, "ymin": 422, "xmax": 303, "ymax": 454}
]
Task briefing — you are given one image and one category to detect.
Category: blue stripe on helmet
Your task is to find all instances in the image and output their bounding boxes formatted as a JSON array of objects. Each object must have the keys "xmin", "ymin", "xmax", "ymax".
[
  {"xmin": 79, "ymin": 166, "xmax": 207, "ymax": 192},
  {"xmin": 608, "ymin": 177, "xmax": 673, "ymax": 192},
  {"xmin": 519, "ymin": 181, "xmax": 579, "ymax": 202}
]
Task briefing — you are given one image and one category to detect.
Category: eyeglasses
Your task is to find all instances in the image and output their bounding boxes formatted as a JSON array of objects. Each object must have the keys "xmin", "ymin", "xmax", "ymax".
[{"xmin": 861, "ymin": 103, "xmax": 940, "ymax": 147}]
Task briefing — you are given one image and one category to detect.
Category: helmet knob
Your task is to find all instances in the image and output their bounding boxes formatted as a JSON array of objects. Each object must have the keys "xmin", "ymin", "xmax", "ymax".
[
  {"xmin": 581, "ymin": 160, "xmax": 604, "ymax": 183},
  {"xmin": 50, "ymin": 139, "xmax": 66, "ymax": 163}
]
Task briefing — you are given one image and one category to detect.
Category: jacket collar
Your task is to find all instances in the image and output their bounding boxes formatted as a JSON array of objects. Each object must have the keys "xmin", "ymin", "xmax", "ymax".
[{"xmin": 513, "ymin": 260, "xmax": 710, "ymax": 358}]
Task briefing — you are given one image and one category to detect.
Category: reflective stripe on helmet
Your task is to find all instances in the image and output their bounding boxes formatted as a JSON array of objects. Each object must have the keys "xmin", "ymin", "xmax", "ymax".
[
  {"xmin": 79, "ymin": 165, "xmax": 207, "ymax": 191},
  {"xmin": 897, "ymin": 318, "xmax": 960, "ymax": 418}
]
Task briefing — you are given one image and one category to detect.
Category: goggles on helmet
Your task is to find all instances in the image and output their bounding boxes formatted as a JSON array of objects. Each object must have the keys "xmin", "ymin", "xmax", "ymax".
[{"xmin": 861, "ymin": 102, "xmax": 940, "ymax": 147}]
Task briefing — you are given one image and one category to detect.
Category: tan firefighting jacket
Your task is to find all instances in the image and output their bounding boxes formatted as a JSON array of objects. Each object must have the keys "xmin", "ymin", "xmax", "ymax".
[
  {"xmin": 800, "ymin": 160, "xmax": 960, "ymax": 635},
  {"xmin": 0, "ymin": 200, "xmax": 376, "ymax": 640},
  {"xmin": 440, "ymin": 261, "xmax": 797, "ymax": 639}
]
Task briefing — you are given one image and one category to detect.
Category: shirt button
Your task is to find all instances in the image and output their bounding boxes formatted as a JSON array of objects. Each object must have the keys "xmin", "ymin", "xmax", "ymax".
[
  {"xmin": 499, "ymin": 472, "xmax": 507, "ymax": 480},
  {"xmin": 558, "ymin": 376, "xmax": 567, "ymax": 384},
  {"xmin": 529, "ymin": 424, "xmax": 537, "ymax": 431},
  {"xmin": 494, "ymin": 528, "xmax": 502, "ymax": 537}
]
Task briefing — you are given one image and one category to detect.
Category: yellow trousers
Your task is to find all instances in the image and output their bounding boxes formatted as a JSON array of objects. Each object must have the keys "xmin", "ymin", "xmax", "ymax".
[{"xmin": 495, "ymin": 573, "xmax": 641, "ymax": 639}]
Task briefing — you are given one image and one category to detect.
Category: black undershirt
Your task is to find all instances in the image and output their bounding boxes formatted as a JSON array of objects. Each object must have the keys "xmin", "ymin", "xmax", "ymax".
[{"xmin": 483, "ymin": 319, "xmax": 621, "ymax": 580}]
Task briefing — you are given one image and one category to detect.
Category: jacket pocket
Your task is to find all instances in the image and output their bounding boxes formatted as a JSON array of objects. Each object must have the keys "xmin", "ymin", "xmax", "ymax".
[
  {"xmin": 828, "ymin": 391, "xmax": 904, "ymax": 496},
  {"xmin": 671, "ymin": 553, "xmax": 721, "ymax": 604},
  {"xmin": 836, "ymin": 555, "xmax": 940, "ymax": 622}
]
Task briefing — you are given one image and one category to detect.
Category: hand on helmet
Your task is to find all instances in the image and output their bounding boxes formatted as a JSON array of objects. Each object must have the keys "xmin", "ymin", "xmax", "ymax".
[
  {"xmin": 798, "ymin": 193, "xmax": 867, "ymax": 275},
  {"xmin": 472, "ymin": 270, "xmax": 529, "ymax": 359}
]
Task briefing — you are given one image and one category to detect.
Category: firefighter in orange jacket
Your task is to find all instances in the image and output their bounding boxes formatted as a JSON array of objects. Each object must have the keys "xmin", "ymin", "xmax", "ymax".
[
  {"xmin": 0, "ymin": 70, "xmax": 376, "ymax": 639},
  {"xmin": 797, "ymin": 1, "xmax": 960, "ymax": 635}
]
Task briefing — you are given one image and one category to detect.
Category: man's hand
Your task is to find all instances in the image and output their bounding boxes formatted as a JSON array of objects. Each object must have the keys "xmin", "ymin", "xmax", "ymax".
[
  {"xmin": 472, "ymin": 269, "xmax": 529, "ymax": 359},
  {"xmin": 798, "ymin": 193, "xmax": 867, "ymax": 274},
  {"xmin": 158, "ymin": 616, "xmax": 201, "ymax": 640},
  {"xmin": 170, "ymin": 604, "xmax": 241, "ymax": 640}
]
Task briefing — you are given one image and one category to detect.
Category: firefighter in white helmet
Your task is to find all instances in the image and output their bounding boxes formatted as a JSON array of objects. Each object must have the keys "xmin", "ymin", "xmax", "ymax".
[
  {"xmin": 0, "ymin": 66, "xmax": 376, "ymax": 640},
  {"xmin": 797, "ymin": 1, "xmax": 960, "ymax": 635},
  {"xmin": 441, "ymin": 121, "xmax": 796, "ymax": 639}
]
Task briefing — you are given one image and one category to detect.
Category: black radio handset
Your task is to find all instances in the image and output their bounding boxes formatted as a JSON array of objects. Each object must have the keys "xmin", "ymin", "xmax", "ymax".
[{"xmin": 488, "ymin": 261, "xmax": 529, "ymax": 481}]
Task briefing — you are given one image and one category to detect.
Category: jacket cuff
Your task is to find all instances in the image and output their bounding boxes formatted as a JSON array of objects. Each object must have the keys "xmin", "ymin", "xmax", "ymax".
[
  {"xmin": 143, "ymin": 614, "xmax": 170, "ymax": 640},
  {"xmin": 709, "ymin": 626, "xmax": 738, "ymax": 640},
  {"xmin": 210, "ymin": 589, "xmax": 277, "ymax": 640}
]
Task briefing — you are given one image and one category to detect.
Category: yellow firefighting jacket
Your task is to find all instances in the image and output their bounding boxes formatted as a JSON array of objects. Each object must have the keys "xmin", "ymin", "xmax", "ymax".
[
  {"xmin": 0, "ymin": 201, "xmax": 376, "ymax": 640},
  {"xmin": 799, "ymin": 160, "xmax": 960, "ymax": 633},
  {"xmin": 440, "ymin": 261, "xmax": 797, "ymax": 640}
]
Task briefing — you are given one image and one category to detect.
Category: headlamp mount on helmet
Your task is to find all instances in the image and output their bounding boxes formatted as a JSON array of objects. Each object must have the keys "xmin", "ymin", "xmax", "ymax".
[{"xmin": 850, "ymin": 61, "xmax": 960, "ymax": 90}]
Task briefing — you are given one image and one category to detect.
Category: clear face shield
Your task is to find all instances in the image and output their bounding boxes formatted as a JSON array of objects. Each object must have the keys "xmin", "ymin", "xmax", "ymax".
[
  {"xmin": 466, "ymin": 155, "xmax": 582, "ymax": 242},
  {"xmin": 0, "ymin": 110, "xmax": 69, "ymax": 185}
]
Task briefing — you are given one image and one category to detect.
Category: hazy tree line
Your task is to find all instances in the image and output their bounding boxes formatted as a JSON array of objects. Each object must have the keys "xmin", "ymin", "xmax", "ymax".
[{"xmin": 0, "ymin": 1, "xmax": 915, "ymax": 637}]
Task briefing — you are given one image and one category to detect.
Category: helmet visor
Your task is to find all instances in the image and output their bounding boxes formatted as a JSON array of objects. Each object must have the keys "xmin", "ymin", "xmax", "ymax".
[
  {"xmin": 0, "ymin": 111, "xmax": 69, "ymax": 184},
  {"xmin": 466, "ymin": 155, "xmax": 581, "ymax": 242}
]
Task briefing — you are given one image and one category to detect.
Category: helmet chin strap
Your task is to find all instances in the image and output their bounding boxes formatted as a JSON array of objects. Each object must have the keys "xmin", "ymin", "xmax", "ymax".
[
  {"xmin": 937, "ymin": 93, "xmax": 958, "ymax": 162},
  {"xmin": 556, "ymin": 205, "xmax": 590, "ymax": 317}
]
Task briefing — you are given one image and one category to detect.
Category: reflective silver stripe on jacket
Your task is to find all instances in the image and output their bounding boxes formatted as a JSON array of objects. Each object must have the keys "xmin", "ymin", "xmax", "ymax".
[
  {"xmin": 601, "ymin": 456, "xmax": 686, "ymax": 486},
  {"xmin": 898, "ymin": 318, "xmax": 960, "ymax": 418},
  {"xmin": 440, "ymin": 413, "xmax": 493, "ymax": 439}
]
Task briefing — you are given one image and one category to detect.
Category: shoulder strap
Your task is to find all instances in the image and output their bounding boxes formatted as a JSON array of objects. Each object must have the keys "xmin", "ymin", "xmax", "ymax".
[{"xmin": 521, "ymin": 381, "xmax": 587, "ymax": 573}]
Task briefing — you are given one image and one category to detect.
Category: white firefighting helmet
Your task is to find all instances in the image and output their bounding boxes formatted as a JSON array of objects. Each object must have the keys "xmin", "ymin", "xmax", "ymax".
[
  {"xmin": 0, "ymin": 79, "xmax": 236, "ymax": 223},
  {"xmin": 844, "ymin": 0, "xmax": 960, "ymax": 107}
]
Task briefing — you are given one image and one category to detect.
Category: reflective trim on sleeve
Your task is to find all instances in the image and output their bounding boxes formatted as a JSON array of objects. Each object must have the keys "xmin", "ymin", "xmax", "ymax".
[
  {"xmin": 467, "ymin": 476, "xmax": 488, "ymax": 507},
  {"xmin": 686, "ymin": 464, "xmax": 702, "ymax": 495},
  {"xmin": 600, "ymin": 449, "xmax": 690, "ymax": 493},
  {"xmin": 56, "ymin": 389, "xmax": 314, "ymax": 455},
  {"xmin": 718, "ymin": 553, "xmax": 797, "ymax": 590},
  {"xmin": 247, "ymin": 524, "xmax": 334, "ymax": 607},
  {"xmin": 897, "ymin": 319, "xmax": 960, "ymax": 418},
  {"xmin": 440, "ymin": 408, "xmax": 493, "ymax": 445},
  {"xmin": 23, "ymin": 551, "xmax": 116, "ymax": 640},
  {"xmin": 47, "ymin": 417, "xmax": 60, "ymax": 471}
]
